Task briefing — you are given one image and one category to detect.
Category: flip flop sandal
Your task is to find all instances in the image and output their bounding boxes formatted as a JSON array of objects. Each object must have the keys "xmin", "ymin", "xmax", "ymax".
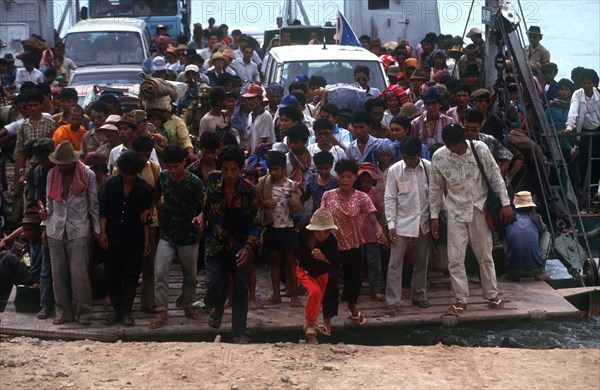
[
  {"xmin": 148, "ymin": 314, "xmax": 168, "ymax": 329},
  {"xmin": 208, "ymin": 313, "xmax": 222, "ymax": 329},
  {"xmin": 315, "ymin": 324, "xmax": 331, "ymax": 337},
  {"xmin": 371, "ymin": 293, "xmax": 385, "ymax": 302},
  {"xmin": 412, "ymin": 300, "xmax": 431, "ymax": 308},
  {"xmin": 488, "ymin": 299, "xmax": 505, "ymax": 309},
  {"xmin": 263, "ymin": 295, "xmax": 282, "ymax": 306},
  {"xmin": 303, "ymin": 325, "xmax": 317, "ymax": 336},
  {"xmin": 184, "ymin": 307, "xmax": 201, "ymax": 319},
  {"xmin": 384, "ymin": 305, "xmax": 398, "ymax": 315},
  {"xmin": 290, "ymin": 298, "xmax": 304, "ymax": 307},
  {"xmin": 52, "ymin": 317, "xmax": 72, "ymax": 325},
  {"xmin": 348, "ymin": 310, "xmax": 367, "ymax": 325},
  {"xmin": 447, "ymin": 304, "xmax": 466, "ymax": 316}
]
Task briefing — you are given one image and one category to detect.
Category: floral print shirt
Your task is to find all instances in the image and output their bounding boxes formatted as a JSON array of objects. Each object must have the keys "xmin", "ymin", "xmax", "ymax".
[
  {"xmin": 203, "ymin": 171, "xmax": 261, "ymax": 256},
  {"xmin": 321, "ymin": 189, "xmax": 376, "ymax": 251}
]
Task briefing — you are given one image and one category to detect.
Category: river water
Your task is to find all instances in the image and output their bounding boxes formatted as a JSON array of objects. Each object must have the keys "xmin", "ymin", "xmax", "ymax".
[
  {"xmin": 185, "ymin": 0, "xmax": 599, "ymax": 80},
  {"xmin": 52, "ymin": 1, "xmax": 599, "ymax": 80}
]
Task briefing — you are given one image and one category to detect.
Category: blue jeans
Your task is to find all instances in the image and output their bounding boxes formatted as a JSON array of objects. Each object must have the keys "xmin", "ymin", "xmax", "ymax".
[{"xmin": 204, "ymin": 249, "xmax": 249, "ymax": 334}]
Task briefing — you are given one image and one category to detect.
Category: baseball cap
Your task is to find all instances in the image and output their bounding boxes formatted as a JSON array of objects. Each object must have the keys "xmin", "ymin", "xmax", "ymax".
[
  {"xmin": 241, "ymin": 84, "xmax": 264, "ymax": 98},
  {"xmin": 184, "ymin": 64, "xmax": 200, "ymax": 73},
  {"xmin": 152, "ymin": 56, "xmax": 166, "ymax": 71},
  {"xmin": 277, "ymin": 95, "xmax": 298, "ymax": 108}
]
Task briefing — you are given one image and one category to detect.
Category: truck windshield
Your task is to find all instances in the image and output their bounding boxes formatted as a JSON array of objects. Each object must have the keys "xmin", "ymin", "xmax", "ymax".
[
  {"xmin": 64, "ymin": 32, "xmax": 143, "ymax": 66},
  {"xmin": 281, "ymin": 60, "xmax": 387, "ymax": 91},
  {"xmin": 89, "ymin": 0, "xmax": 178, "ymax": 18}
]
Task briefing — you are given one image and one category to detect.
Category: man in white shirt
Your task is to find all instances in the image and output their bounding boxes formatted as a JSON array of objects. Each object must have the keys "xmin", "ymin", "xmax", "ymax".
[
  {"xmin": 108, "ymin": 113, "xmax": 158, "ymax": 173},
  {"xmin": 230, "ymin": 47, "xmax": 260, "ymax": 83},
  {"xmin": 384, "ymin": 139, "xmax": 432, "ymax": 313},
  {"xmin": 233, "ymin": 35, "xmax": 262, "ymax": 68},
  {"xmin": 15, "ymin": 57, "xmax": 43, "ymax": 90},
  {"xmin": 429, "ymin": 124, "xmax": 512, "ymax": 316},
  {"xmin": 243, "ymin": 84, "xmax": 275, "ymax": 152},
  {"xmin": 564, "ymin": 68, "xmax": 600, "ymax": 192}
]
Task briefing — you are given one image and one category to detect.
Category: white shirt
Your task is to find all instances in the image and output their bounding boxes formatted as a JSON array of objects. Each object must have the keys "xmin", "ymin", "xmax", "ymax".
[
  {"xmin": 233, "ymin": 49, "xmax": 263, "ymax": 66},
  {"xmin": 566, "ymin": 88, "xmax": 600, "ymax": 132},
  {"xmin": 307, "ymin": 143, "xmax": 347, "ymax": 176},
  {"xmin": 229, "ymin": 60, "xmax": 260, "ymax": 82},
  {"xmin": 108, "ymin": 144, "xmax": 159, "ymax": 174},
  {"xmin": 247, "ymin": 109, "xmax": 275, "ymax": 152},
  {"xmin": 429, "ymin": 140, "xmax": 510, "ymax": 223},
  {"xmin": 384, "ymin": 159, "xmax": 431, "ymax": 237},
  {"xmin": 15, "ymin": 68, "xmax": 44, "ymax": 89}
]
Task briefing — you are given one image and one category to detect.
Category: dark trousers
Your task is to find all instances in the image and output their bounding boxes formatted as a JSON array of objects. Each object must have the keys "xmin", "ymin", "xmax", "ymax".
[
  {"xmin": 340, "ymin": 247, "xmax": 363, "ymax": 304},
  {"xmin": 105, "ymin": 244, "xmax": 143, "ymax": 317},
  {"xmin": 0, "ymin": 251, "xmax": 32, "ymax": 312},
  {"xmin": 204, "ymin": 249, "xmax": 249, "ymax": 334},
  {"xmin": 579, "ymin": 127, "xmax": 600, "ymax": 192},
  {"xmin": 322, "ymin": 261, "xmax": 339, "ymax": 319}
]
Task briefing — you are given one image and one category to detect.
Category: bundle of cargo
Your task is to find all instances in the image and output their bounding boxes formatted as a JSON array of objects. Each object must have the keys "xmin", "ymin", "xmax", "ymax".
[
  {"xmin": 324, "ymin": 83, "xmax": 368, "ymax": 112},
  {"xmin": 139, "ymin": 73, "xmax": 177, "ymax": 110}
]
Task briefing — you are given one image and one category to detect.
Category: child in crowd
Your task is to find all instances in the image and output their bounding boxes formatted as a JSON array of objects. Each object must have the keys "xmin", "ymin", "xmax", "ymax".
[
  {"xmin": 316, "ymin": 103, "xmax": 352, "ymax": 148},
  {"xmin": 304, "ymin": 151, "xmax": 339, "ymax": 215},
  {"xmin": 307, "ymin": 118, "xmax": 347, "ymax": 176},
  {"xmin": 321, "ymin": 159, "xmax": 387, "ymax": 325},
  {"xmin": 355, "ymin": 162, "xmax": 386, "ymax": 301},
  {"xmin": 296, "ymin": 207, "xmax": 339, "ymax": 344},
  {"xmin": 258, "ymin": 150, "xmax": 304, "ymax": 307},
  {"xmin": 187, "ymin": 131, "xmax": 220, "ymax": 185},
  {"xmin": 548, "ymin": 78, "xmax": 576, "ymax": 168},
  {"xmin": 277, "ymin": 106, "xmax": 302, "ymax": 142},
  {"xmin": 286, "ymin": 123, "xmax": 314, "ymax": 184},
  {"xmin": 389, "ymin": 115, "xmax": 429, "ymax": 162}
]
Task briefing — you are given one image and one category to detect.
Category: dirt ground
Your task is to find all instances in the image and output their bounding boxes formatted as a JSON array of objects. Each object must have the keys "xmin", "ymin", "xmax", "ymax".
[{"xmin": 1, "ymin": 337, "xmax": 598, "ymax": 389}]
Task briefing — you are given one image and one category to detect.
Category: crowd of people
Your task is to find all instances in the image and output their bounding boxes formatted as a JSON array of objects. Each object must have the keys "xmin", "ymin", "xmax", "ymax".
[{"xmin": 0, "ymin": 17, "xmax": 599, "ymax": 344}]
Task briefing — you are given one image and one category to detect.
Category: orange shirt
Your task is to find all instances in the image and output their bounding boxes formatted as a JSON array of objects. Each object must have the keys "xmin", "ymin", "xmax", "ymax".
[{"xmin": 52, "ymin": 124, "xmax": 87, "ymax": 151}]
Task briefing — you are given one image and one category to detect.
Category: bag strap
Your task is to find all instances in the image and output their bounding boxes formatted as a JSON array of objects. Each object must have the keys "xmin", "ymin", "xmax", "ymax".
[{"xmin": 469, "ymin": 139, "xmax": 494, "ymax": 194}]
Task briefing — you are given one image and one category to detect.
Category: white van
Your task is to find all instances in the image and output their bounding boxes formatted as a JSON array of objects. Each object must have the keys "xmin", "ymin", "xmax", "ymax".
[
  {"xmin": 63, "ymin": 18, "xmax": 151, "ymax": 67},
  {"xmin": 263, "ymin": 45, "xmax": 388, "ymax": 92}
]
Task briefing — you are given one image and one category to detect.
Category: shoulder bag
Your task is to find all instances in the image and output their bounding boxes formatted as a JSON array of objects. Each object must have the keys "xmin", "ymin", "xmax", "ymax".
[{"xmin": 469, "ymin": 140, "xmax": 514, "ymax": 237}]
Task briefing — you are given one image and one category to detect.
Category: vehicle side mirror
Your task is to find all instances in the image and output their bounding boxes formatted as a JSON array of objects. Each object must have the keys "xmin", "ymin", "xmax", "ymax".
[{"xmin": 80, "ymin": 7, "xmax": 88, "ymax": 20}]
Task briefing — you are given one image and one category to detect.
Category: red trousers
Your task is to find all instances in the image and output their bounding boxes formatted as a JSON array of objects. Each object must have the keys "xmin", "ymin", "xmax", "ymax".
[{"xmin": 296, "ymin": 265, "xmax": 328, "ymax": 326}]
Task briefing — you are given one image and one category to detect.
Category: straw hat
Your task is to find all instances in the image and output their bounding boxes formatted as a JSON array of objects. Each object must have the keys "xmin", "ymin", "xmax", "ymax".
[
  {"xmin": 20, "ymin": 211, "xmax": 41, "ymax": 226},
  {"xmin": 105, "ymin": 114, "xmax": 121, "ymax": 125},
  {"xmin": 115, "ymin": 112, "xmax": 138, "ymax": 130},
  {"xmin": 49, "ymin": 141, "xmax": 80, "ymax": 164},
  {"xmin": 306, "ymin": 207, "xmax": 338, "ymax": 231},
  {"xmin": 399, "ymin": 102, "xmax": 420, "ymax": 119},
  {"xmin": 513, "ymin": 191, "xmax": 537, "ymax": 209},
  {"xmin": 409, "ymin": 68, "xmax": 429, "ymax": 81}
]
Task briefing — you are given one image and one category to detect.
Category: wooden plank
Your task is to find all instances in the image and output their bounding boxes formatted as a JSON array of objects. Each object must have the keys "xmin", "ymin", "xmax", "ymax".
[
  {"xmin": 557, "ymin": 287, "xmax": 600, "ymax": 297},
  {"xmin": 0, "ymin": 266, "xmax": 582, "ymax": 341}
]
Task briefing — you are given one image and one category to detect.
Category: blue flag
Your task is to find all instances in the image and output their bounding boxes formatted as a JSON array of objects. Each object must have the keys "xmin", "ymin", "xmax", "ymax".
[{"xmin": 335, "ymin": 12, "xmax": 361, "ymax": 47}]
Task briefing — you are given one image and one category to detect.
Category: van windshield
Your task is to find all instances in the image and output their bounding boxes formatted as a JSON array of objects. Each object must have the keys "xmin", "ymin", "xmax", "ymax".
[
  {"xmin": 280, "ymin": 60, "xmax": 386, "ymax": 91},
  {"xmin": 64, "ymin": 32, "xmax": 144, "ymax": 66}
]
